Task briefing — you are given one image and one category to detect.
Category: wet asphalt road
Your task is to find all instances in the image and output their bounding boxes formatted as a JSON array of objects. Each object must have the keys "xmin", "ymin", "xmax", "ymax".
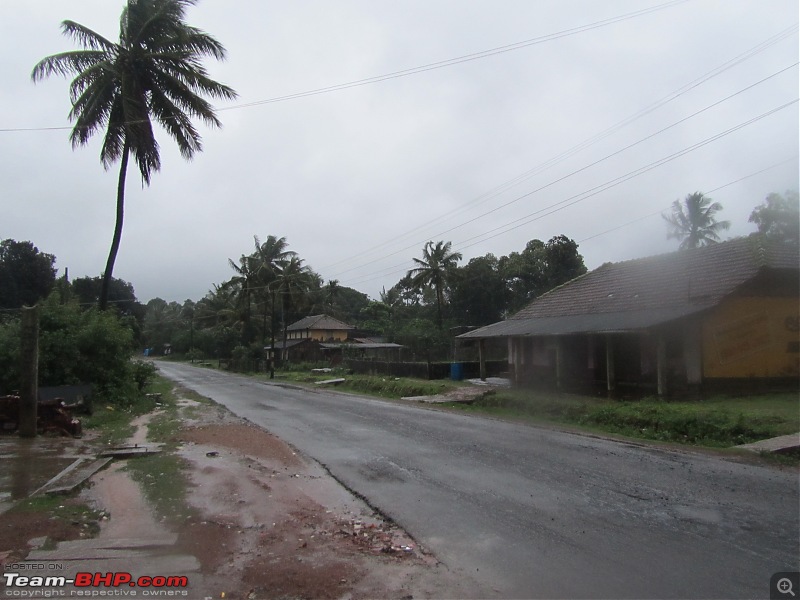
[{"xmin": 157, "ymin": 362, "xmax": 799, "ymax": 599}]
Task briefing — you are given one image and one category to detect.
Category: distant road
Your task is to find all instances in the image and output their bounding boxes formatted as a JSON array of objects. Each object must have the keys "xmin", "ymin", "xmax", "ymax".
[{"xmin": 157, "ymin": 362, "xmax": 799, "ymax": 599}]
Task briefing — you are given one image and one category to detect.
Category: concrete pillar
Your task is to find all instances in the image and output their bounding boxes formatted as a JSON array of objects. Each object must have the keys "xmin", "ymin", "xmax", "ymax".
[
  {"xmin": 478, "ymin": 339, "xmax": 487, "ymax": 381},
  {"xmin": 555, "ymin": 337, "xmax": 564, "ymax": 390},
  {"xmin": 605, "ymin": 335, "xmax": 616, "ymax": 392},
  {"xmin": 657, "ymin": 335, "xmax": 668, "ymax": 397},
  {"xmin": 683, "ymin": 322, "xmax": 703, "ymax": 392}
]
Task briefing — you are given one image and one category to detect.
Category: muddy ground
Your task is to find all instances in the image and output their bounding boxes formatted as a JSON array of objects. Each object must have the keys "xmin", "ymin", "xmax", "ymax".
[{"xmin": 0, "ymin": 389, "xmax": 482, "ymax": 599}]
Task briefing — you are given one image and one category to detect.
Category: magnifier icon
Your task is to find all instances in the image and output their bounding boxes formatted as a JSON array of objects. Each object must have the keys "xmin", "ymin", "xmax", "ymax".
[{"xmin": 778, "ymin": 578, "xmax": 796, "ymax": 597}]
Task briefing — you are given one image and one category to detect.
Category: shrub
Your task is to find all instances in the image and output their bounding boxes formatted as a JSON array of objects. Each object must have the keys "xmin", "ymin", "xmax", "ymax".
[
  {"xmin": 0, "ymin": 294, "xmax": 139, "ymax": 404},
  {"xmin": 131, "ymin": 360, "xmax": 158, "ymax": 392}
]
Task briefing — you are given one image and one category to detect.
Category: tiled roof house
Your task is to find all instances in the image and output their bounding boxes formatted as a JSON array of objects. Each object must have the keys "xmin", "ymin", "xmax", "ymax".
[
  {"xmin": 458, "ymin": 236, "xmax": 799, "ymax": 395},
  {"xmin": 286, "ymin": 315, "xmax": 355, "ymax": 342}
]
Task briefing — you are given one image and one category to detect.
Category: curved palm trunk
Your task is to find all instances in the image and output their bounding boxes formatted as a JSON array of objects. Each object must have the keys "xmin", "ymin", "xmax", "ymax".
[{"xmin": 100, "ymin": 143, "xmax": 129, "ymax": 310}]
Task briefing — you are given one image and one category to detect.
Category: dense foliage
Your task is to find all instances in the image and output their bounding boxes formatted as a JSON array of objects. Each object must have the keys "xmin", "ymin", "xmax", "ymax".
[
  {"xmin": 0, "ymin": 239, "xmax": 57, "ymax": 309},
  {"xmin": 139, "ymin": 233, "xmax": 586, "ymax": 362},
  {"xmin": 749, "ymin": 190, "xmax": 799, "ymax": 245},
  {"xmin": 0, "ymin": 294, "xmax": 147, "ymax": 403}
]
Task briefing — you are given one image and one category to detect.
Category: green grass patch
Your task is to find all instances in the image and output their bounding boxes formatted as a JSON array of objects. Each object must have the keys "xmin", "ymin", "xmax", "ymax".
[
  {"xmin": 81, "ymin": 393, "xmax": 159, "ymax": 445},
  {"xmin": 125, "ymin": 453, "xmax": 193, "ymax": 524},
  {"xmin": 11, "ymin": 495, "xmax": 104, "ymax": 538},
  {"xmin": 337, "ymin": 375, "xmax": 461, "ymax": 399},
  {"xmin": 451, "ymin": 390, "xmax": 799, "ymax": 448},
  {"xmin": 253, "ymin": 364, "xmax": 466, "ymax": 399}
]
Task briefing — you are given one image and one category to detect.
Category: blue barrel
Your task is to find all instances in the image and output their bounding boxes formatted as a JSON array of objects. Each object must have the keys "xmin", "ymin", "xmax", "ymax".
[{"xmin": 450, "ymin": 362, "xmax": 463, "ymax": 381}]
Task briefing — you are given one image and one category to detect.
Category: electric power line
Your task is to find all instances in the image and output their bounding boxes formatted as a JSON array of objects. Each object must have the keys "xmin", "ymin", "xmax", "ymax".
[
  {"xmin": 340, "ymin": 100, "xmax": 798, "ymax": 287},
  {"xmin": 317, "ymin": 25, "xmax": 799, "ymax": 274},
  {"xmin": 0, "ymin": 0, "xmax": 690, "ymax": 134},
  {"xmin": 328, "ymin": 67, "xmax": 798, "ymax": 281}
]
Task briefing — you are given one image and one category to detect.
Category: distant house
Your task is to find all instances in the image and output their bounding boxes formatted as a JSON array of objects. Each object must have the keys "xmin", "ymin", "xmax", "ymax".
[
  {"xmin": 269, "ymin": 316, "xmax": 405, "ymax": 364},
  {"xmin": 458, "ymin": 237, "xmax": 799, "ymax": 395},
  {"xmin": 285, "ymin": 314, "xmax": 355, "ymax": 342}
]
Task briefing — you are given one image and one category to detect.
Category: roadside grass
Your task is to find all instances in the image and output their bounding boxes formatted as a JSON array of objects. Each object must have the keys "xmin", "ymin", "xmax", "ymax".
[
  {"xmin": 186, "ymin": 359, "xmax": 466, "ymax": 399},
  {"xmin": 258, "ymin": 364, "xmax": 466, "ymax": 399},
  {"xmin": 9, "ymin": 494, "xmax": 104, "ymax": 542},
  {"xmin": 123, "ymin": 375, "xmax": 195, "ymax": 525},
  {"xmin": 125, "ymin": 453, "xmax": 193, "ymax": 524},
  {"xmin": 337, "ymin": 375, "xmax": 459, "ymax": 399},
  {"xmin": 178, "ymin": 359, "xmax": 798, "ymax": 454},
  {"xmin": 81, "ymin": 392, "xmax": 160, "ymax": 446},
  {"xmin": 78, "ymin": 374, "xmax": 196, "ymax": 526},
  {"xmin": 449, "ymin": 389, "xmax": 800, "ymax": 448}
]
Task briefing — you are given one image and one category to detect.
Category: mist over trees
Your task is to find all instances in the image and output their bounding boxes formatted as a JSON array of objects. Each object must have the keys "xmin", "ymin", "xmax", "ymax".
[
  {"xmin": 662, "ymin": 192, "xmax": 731, "ymax": 250},
  {"xmin": 749, "ymin": 190, "xmax": 799, "ymax": 245},
  {"xmin": 4, "ymin": 188, "xmax": 793, "ymax": 371},
  {"xmin": 133, "ymin": 232, "xmax": 588, "ymax": 362}
]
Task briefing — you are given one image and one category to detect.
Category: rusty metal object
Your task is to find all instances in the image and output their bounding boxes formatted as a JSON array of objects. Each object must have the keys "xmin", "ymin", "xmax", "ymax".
[{"xmin": 0, "ymin": 395, "xmax": 82, "ymax": 437}]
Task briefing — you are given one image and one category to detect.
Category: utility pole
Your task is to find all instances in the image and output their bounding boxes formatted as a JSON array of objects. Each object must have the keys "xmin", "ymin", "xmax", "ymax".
[{"xmin": 19, "ymin": 305, "xmax": 39, "ymax": 438}]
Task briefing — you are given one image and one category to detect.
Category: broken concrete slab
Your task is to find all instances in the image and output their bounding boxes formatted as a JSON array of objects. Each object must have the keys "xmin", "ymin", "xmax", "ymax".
[
  {"xmin": 98, "ymin": 444, "xmax": 164, "ymax": 458},
  {"xmin": 34, "ymin": 457, "xmax": 112, "ymax": 496},
  {"xmin": 402, "ymin": 385, "xmax": 491, "ymax": 404},
  {"xmin": 315, "ymin": 378, "xmax": 346, "ymax": 386},
  {"xmin": 736, "ymin": 432, "xmax": 800, "ymax": 454}
]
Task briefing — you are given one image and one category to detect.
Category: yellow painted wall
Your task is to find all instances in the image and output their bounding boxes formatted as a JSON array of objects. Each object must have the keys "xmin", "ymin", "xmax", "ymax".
[
  {"xmin": 703, "ymin": 297, "xmax": 799, "ymax": 379},
  {"xmin": 308, "ymin": 329, "xmax": 348, "ymax": 342},
  {"xmin": 287, "ymin": 329, "xmax": 349, "ymax": 341}
]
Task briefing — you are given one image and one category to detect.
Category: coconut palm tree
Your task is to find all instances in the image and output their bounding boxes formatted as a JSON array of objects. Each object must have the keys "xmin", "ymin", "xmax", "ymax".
[
  {"xmin": 31, "ymin": 0, "xmax": 237, "ymax": 310},
  {"xmin": 226, "ymin": 254, "xmax": 258, "ymax": 344},
  {"xmin": 663, "ymin": 192, "xmax": 731, "ymax": 250},
  {"xmin": 407, "ymin": 240, "xmax": 462, "ymax": 329},
  {"xmin": 252, "ymin": 235, "xmax": 295, "ymax": 344},
  {"xmin": 276, "ymin": 256, "xmax": 313, "ymax": 360}
]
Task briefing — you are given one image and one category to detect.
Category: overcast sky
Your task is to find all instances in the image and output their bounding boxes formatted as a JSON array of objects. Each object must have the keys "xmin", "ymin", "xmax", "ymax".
[{"xmin": 2, "ymin": 0, "xmax": 798, "ymax": 304}]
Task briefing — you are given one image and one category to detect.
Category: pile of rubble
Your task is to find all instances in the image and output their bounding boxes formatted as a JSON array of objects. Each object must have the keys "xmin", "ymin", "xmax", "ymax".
[{"xmin": 0, "ymin": 395, "xmax": 82, "ymax": 437}]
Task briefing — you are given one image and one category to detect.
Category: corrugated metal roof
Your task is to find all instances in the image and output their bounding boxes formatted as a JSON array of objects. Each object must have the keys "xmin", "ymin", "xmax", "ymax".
[{"xmin": 459, "ymin": 237, "xmax": 798, "ymax": 340}]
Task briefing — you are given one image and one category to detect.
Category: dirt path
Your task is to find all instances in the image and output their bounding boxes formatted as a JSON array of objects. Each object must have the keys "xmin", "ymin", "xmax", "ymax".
[{"xmin": 1, "ymin": 389, "xmax": 480, "ymax": 599}]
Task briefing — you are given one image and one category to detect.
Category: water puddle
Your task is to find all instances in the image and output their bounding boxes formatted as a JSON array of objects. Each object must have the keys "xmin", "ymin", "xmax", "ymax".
[
  {"xmin": 0, "ymin": 437, "xmax": 84, "ymax": 513},
  {"xmin": 85, "ymin": 461, "xmax": 173, "ymax": 543}
]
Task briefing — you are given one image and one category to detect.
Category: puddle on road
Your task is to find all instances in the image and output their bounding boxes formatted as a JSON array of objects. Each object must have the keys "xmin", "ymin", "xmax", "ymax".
[{"xmin": 85, "ymin": 461, "xmax": 172, "ymax": 542}]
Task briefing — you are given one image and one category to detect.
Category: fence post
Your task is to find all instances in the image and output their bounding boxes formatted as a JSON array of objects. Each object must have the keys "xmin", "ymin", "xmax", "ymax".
[{"xmin": 19, "ymin": 305, "xmax": 39, "ymax": 438}]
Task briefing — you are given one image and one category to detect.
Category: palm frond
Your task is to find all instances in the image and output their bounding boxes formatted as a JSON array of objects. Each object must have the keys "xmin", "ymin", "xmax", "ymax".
[
  {"xmin": 31, "ymin": 50, "xmax": 108, "ymax": 81},
  {"xmin": 60, "ymin": 20, "xmax": 117, "ymax": 52}
]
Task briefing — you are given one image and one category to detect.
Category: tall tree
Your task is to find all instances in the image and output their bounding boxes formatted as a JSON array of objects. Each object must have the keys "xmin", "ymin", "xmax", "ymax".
[
  {"xmin": 0, "ymin": 240, "xmax": 57, "ymax": 309},
  {"xmin": 663, "ymin": 192, "xmax": 730, "ymax": 250},
  {"xmin": 226, "ymin": 254, "xmax": 258, "ymax": 344},
  {"xmin": 749, "ymin": 190, "xmax": 799, "ymax": 245},
  {"xmin": 450, "ymin": 254, "xmax": 507, "ymax": 326},
  {"xmin": 252, "ymin": 235, "xmax": 295, "ymax": 344},
  {"xmin": 276, "ymin": 256, "xmax": 313, "ymax": 358},
  {"xmin": 407, "ymin": 240, "xmax": 462, "ymax": 329},
  {"xmin": 499, "ymin": 235, "xmax": 586, "ymax": 313},
  {"xmin": 32, "ymin": 0, "xmax": 236, "ymax": 310}
]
